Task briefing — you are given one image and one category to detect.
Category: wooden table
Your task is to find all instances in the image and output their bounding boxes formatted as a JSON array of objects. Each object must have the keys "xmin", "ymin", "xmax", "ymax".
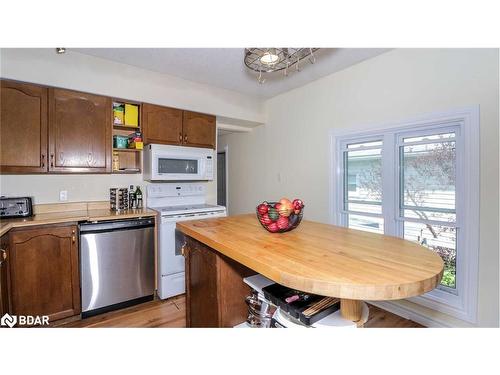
[{"xmin": 177, "ymin": 214, "xmax": 444, "ymax": 325}]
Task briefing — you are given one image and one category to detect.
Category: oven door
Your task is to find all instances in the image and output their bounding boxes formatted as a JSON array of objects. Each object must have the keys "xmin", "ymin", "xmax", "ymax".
[
  {"xmin": 159, "ymin": 212, "xmax": 225, "ymax": 276},
  {"xmin": 154, "ymin": 155, "xmax": 204, "ymax": 181},
  {"xmin": 158, "ymin": 211, "xmax": 226, "ymax": 299}
]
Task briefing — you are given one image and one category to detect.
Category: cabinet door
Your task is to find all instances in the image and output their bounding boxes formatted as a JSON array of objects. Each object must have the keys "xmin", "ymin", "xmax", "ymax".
[
  {"xmin": 9, "ymin": 225, "xmax": 80, "ymax": 322},
  {"xmin": 182, "ymin": 111, "xmax": 216, "ymax": 149},
  {"xmin": 217, "ymin": 255, "xmax": 254, "ymax": 327},
  {"xmin": 49, "ymin": 88, "xmax": 111, "ymax": 173},
  {"xmin": 0, "ymin": 235, "xmax": 10, "ymax": 316},
  {"xmin": 142, "ymin": 103, "xmax": 183, "ymax": 145},
  {"xmin": 185, "ymin": 238, "xmax": 219, "ymax": 327},
  {"xmin": 0, "ymin": 80, "xmax": 48, "ymax": 173}
]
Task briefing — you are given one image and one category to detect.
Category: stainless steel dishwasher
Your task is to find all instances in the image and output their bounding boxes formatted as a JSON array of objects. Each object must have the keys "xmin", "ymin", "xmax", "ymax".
[{"xmin": 79, "ymin": 217, "xmax": 155, "ymax": 318}]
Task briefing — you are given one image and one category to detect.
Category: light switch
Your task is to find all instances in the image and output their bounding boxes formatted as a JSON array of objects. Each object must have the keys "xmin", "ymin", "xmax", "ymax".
[{"xmin": 59, "ymin": 190, "xmax": 68, "ymax": 201}]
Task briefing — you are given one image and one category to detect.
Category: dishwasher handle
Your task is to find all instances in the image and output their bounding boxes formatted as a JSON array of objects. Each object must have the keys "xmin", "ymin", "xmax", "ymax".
[{"xmin": 79, "ymin": 218, "xmax": 155, "ymax": 234}]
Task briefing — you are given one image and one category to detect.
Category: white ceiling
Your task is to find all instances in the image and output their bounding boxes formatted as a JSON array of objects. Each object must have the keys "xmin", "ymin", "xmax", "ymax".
[{"xmin": 74, "ymin": 48, "xmax": 390, "ymax": 99}]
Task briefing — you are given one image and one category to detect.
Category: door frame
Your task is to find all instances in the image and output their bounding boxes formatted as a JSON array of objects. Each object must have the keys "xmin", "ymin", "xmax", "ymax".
[{"xmin": 217, "ymin": 144, "xmax": 229, "ymax": 212}]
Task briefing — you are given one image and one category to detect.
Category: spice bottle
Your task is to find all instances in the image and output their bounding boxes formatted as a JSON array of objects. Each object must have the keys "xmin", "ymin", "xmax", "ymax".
[
  {"xmin": 135, "ymin": 185, "xmax": 143, "ymax": 209},
  {"xmin": 129, "ymin": 185, "xmax": 136, "ymax": 209}
]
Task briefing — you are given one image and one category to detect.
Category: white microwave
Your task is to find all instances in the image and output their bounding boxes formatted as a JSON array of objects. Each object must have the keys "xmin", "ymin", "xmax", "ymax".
[{"xmin": 144, "ymin": 144, "xmax": 214, "ymax": 181}]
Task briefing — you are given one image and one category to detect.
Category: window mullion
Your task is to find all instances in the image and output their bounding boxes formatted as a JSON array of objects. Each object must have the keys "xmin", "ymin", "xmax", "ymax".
[{"xmin": 382, "ymin": 132, "xmax": 397, "ymax": 236}]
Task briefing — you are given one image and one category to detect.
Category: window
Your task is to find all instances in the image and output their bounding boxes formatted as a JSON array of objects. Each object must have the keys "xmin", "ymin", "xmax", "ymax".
[
  {"xmin": 343, "ymin": 140, "xmax": 384, "ymax": 234},
  {"xmin": 330, "ymin": 108, "xmax": 479, "ymax": 323},
  {"xmin": 399, "ymin": 130, "xmax": 457, "ymax": 290}
]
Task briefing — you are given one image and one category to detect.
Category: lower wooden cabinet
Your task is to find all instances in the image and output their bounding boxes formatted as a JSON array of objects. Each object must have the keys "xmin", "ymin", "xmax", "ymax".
[
  {"xmin": 184, "ymin": 237, "xmax": 254, "ymax": 327},
  {"xmin": 0, "ymin": 235, "xmax": 10, "ymax": 316},
  {"xmin": 8, "ymin": 224, "xmax": 81, "ymax": 323}
]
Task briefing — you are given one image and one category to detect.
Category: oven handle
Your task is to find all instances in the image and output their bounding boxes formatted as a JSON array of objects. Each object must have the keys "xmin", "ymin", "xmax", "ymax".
[{"xmin": 161, "ymin": 212, "xmax": 226, "ymax": 224}]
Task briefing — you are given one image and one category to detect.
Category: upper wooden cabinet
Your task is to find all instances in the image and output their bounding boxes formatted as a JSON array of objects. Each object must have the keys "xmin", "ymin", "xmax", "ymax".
[
  {"xmin": 1, "ymin": 79, "xmax": 217, "ymax": 176},
  {"xmin": 182, "ymin": 111, "xmax": 216, "ymax": 149},
  {"xmin": 142, "ymin": 103, "xmax": 183, "ymax": 146},
  {"xmin": 49, "ymin": 88, "xmax": 111, "ymax": 173},
  {"xmin": 142, "ymin": 104, "xmax": 216, "ymax": 149},
  {"xmin": 9, "ymin": 224, "xmax": 81, "ymax": 322},
  {"xmin": 0, "ymin": 80, "xmax": 48, "ymax": 173}
]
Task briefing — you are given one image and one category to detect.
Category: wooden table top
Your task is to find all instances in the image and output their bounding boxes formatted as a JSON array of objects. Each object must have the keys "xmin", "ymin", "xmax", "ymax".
[{"xmin": 176, "ymin": 214, "xmax": 444, "ymax": 301}]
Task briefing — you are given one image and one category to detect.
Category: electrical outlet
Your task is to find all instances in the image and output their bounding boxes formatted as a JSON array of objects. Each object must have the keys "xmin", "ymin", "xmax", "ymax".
[{"xmin": 59, "ymin": 190, "xmax": 68, "ymax": 201}]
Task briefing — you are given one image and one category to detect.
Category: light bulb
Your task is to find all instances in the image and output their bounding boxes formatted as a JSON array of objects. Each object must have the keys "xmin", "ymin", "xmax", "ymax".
[{"xmin": 260, "ymin": 52, "xmax": 279, "ymax": 65}]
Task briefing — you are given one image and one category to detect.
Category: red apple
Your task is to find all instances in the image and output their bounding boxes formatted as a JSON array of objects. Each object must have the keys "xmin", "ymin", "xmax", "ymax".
[
  {"xmin": 257, "ymin": 203, "xmax": 269, "ymax": 215},
  {"xmin": 292, "ymin": 199, "xmax": 304, "ymax": 210},
  {"xmin": 267, "ymin": 222, "xmax": 279, "ymax": 233},
  {"xmin": 260, "ymin": 214, "xmax": 272, "ymax": 226},
  {"xmin": 277, "ymin": 216, "xmax": 289, "ymax": 230}
]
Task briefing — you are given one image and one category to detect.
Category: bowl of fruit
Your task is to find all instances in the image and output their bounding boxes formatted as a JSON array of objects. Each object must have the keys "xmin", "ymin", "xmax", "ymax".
[{"xmin": 256, "ymin": 198, "xmax": 304, "ymax": 233}]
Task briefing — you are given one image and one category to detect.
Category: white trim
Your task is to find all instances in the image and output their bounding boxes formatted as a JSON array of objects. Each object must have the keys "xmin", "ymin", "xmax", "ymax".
[
  {"xmin": 329, "ymin": 106, "xmax": 480, "ymax": 325},
  {"xmin": 216, "ymin": 145, "xmax": 230, "ymax": 213},
  {"xmin": 217, "ymin": 123, "xmax": 254, "ymax": 133}
]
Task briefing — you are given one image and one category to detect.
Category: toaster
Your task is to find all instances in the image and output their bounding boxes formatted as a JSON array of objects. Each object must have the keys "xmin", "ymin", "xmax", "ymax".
[{"xmin": 0, "ymin": 196, "xmax": 33, "ymax": 219}]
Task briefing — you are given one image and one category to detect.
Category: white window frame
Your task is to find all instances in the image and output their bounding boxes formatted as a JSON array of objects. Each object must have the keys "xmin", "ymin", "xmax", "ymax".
[{"xmin": 329, "ymin": 107, "xmax": 479, "ymax": 323}]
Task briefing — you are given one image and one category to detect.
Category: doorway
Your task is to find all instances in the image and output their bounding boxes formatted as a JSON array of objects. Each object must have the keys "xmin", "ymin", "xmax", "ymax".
[{"xmin": 217, "ymin": 149, "xmax": 227, "ymax": 208}]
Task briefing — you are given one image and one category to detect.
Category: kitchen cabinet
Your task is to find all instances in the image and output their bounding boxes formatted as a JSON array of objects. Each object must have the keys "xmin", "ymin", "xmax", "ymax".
[
  {"xmin": 184, "ymin": 237, "xmax": 254, "ymax": 327},
  {"xmin": 9, "ymin": 224, "xmax": 81, "ymax": 322},
  {"xmin": 142, "ymin": 104, "xmax": 216, "ymax": 149},
  {"xmin": 49, "ymin": 88, "xmax": 111, "ymax": 173},
  {"xmin": 0, "ymin": 234, "xmax": 10, "ymax": 315},
  {"xmin": 142, "ymin": 103, "xmax": 183, "ymax": 146},
  {"xmin": 2, "ymin": 78, "xmax": 217, "ymax": 176},
  {"xmin": 0, "ymin": 80, "xmax": 48, "ymax": 173},
  {"xmin": 182, "ymin": 111, "xmax": 216, "ymax": 149}
]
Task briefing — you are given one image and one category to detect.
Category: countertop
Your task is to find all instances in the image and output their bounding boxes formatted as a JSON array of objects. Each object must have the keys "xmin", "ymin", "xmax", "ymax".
[
  {"xmin": 0, "ymin": 205, "xmax": 157, "ymax": 237},
  {"xmin": 176, "ymin": 214, "xmax": 444, "ymax": 301}
]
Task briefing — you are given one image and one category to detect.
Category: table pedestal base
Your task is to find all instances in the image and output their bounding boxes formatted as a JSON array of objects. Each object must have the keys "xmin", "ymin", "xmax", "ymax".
[{"xmin": 341, "ymin": 299, "xmax": 367, "ymax": 327}]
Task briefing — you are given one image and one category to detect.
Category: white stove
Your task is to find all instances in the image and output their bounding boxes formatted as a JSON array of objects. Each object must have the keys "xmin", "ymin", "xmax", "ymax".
[
  {"xmin": 157, "ymin": 204, "xmax": 225, "ymax": 216},
  {"xmin": 147, "ymin": 183, "xmax": 226, "ymax": 299}
]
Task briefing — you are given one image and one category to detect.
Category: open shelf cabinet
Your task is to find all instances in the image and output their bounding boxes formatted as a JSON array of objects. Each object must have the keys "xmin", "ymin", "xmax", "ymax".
[{"xmin": 111, "ymin": 98, "xmax": 142, "ymax": 174}]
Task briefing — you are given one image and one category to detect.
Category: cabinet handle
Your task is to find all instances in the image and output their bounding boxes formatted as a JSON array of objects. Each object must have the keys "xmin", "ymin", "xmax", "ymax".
[
  {"xmin": 41, "ymin": 154, "xmax": 45, "ymax": 168},
  {"xmin": 179, "ymin": 132, "xmax": 182, "ymax": 142},
  {"xmin": 72, "ymin": 236, "xmax": 76, "ymax": 244},
  {"xmin": 180, "ymin": 240, "xmax": 187, "ymax": 256},
  {"xmin": 50, "ymin": 153, "xmax": 54, "ymax": 168},
  {"xmin": 0, "ymin": 249, "xmax": 6, "ymax": 265},
  {"xmin": 184, "ymin": 135, "xmax": 188, "ymax": 143}
]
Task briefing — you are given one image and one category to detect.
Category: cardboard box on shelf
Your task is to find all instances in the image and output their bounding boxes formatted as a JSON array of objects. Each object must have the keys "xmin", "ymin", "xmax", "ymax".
[{"xmin": 124, "ymin": 104, "xmax": 139, "ymax": 127}]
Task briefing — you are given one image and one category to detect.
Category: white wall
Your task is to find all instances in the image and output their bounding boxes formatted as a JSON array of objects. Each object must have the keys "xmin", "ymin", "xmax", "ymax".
[
  {"xmin": 0, "ymin": 48, "xmax": 265, "ymax": 205},
  {"xmin": 219, "ymin": 48, "xmax": 499, "ymax": 327}
]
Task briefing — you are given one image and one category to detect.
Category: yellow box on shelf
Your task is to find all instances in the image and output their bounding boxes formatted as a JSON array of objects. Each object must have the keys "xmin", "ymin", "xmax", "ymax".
[
  {"xmin": 129, "ymin": 141, "xmax": 143, "ymax": 150},
  {"xmin": 124, "ymin": 104, "xmax": 139, "ymax": 127}
]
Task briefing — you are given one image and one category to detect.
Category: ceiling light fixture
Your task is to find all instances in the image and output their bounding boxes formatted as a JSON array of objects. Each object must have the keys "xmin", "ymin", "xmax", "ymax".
[
  {"xmin": 56, "ymin": 47, "xmax": 66, "ymax": 54},
  {"xmin": 244, "ymin": 48, "xmax": 319, "ymax": 84}
]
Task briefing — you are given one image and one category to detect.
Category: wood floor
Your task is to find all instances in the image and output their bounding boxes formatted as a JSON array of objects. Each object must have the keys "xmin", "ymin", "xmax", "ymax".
[
  {"xmin": 364, "ymin": 305, "xmax": 423, "ymax": 328},
  {"xmin": 59, "ymin": 295, "xmax": 422, "ymax": 328},
  {"xmin": 61, "ymin": 295, "xmax": 186, "ymax": 328}
]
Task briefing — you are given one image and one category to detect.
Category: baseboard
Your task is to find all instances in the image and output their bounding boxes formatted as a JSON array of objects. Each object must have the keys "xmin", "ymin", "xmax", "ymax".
[{"xmin": 368, "ymin": 301, "xmax": 452, "ymax": 328}]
